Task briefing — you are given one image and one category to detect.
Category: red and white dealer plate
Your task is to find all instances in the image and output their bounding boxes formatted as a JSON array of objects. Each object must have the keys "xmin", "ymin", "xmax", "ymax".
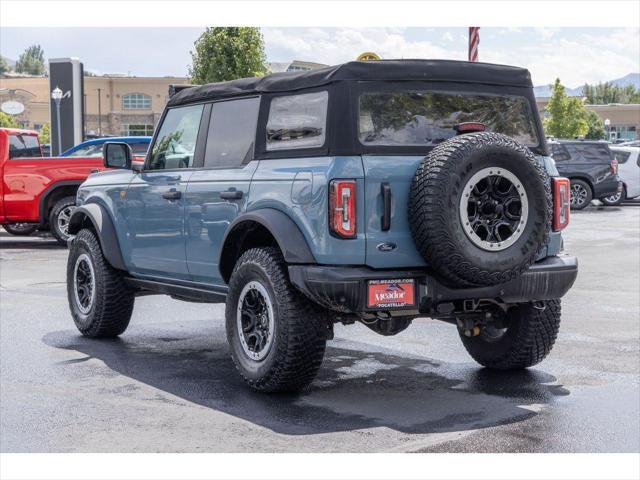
[{"xmin": 367, "ymin": 278, "xmax": 416, "ymax": 309}]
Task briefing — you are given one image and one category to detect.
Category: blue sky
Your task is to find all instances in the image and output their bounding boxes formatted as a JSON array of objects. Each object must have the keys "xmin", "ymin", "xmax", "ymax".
[{"xmin": 1, "ymin": 27, "xmax": 638, "ymax": 87}]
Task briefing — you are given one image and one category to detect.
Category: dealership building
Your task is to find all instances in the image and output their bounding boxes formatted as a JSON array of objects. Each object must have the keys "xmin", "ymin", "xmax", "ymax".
[
  {"xmin": 0, "ymin": 74, "xmax": 190, "ymax": 137},
  {"xmin": 536, "ymin": 97, "xmax": 640, "ymax": 142}
]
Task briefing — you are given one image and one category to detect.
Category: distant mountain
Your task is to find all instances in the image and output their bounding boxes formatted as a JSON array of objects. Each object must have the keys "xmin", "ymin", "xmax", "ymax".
[{"xmin": 534, "ymin": 73, "xmax": 640, "ymax": 98}]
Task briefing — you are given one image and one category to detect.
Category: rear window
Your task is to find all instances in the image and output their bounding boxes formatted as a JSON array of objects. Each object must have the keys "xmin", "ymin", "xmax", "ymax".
[
  {"xmin": 563, "ymin": 143, "xmax": 612, "ymax": 163},
  {"xmin": 358, "ymin": 91, "xmax": 539, "ymax": 147},
  {"xmin": 266, "ymin": 91, "xmax": 328, "ymax": 151},
  {"xmin": 612, "ymin": 150, "xmax": 631, "ymax": 164},
  {"xmin": 8, "ymin": 134, "xmax": 41, "ymax": 159}
]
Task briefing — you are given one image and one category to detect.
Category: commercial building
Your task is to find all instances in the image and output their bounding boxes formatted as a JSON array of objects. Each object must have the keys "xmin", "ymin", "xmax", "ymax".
[
  {"xmin": 536, "ymin": 97, "xmax": 640, "ymax": 141},
  {"xmin": 0, "ymin": 74, "xmax": 190, "ymax": 137}
]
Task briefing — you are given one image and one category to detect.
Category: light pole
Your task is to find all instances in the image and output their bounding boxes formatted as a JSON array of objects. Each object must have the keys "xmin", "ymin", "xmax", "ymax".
[
  {"xmin": 604, "ymin": 118, "xmax": 611, "ymax": 142},
  {"xmin": 51, "ymin": 87, "xmax": 63, "ymax": 155},
  {"xmin": 96, "ymin": 88, "xmax": 102, "ymax": 136}
]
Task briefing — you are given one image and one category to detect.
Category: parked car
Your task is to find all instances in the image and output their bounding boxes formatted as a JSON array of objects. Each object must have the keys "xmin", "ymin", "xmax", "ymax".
[
  {"xmin": 60, "ymin": 136, "xmax": 151, "ymax": 158},
  {"xmin": 602, "ymin": 146, "xmax": 640, "ymax": 205},
  {"xmin": 619, "ymin": 140, "xmax": 640, "ymax": 148},
  {"xmin": 66, "ymin": 60, "xmax": 577, "ymax": 392},
  {"xmin": 0, "ymin": 128, "xmax": 109, "ymax": 243},
  {"xmin": 548, "ymin": 139, "xmax": 622, "ymax": 210}
]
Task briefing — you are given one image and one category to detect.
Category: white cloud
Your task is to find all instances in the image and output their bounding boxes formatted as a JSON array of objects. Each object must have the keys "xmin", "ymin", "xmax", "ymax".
[
  {"xmin": 263, "ymin": 28, "xmax": 466, "ymax": 65},
  {"xmin": 263, "ymin": 27, "xmax": 639, "ymax": 88}
]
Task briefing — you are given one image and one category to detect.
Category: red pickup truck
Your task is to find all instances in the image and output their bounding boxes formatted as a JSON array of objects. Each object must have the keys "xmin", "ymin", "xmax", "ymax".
[{"xmin": 0, "ymin": 128, "xmax": 108, "ymax": 245}]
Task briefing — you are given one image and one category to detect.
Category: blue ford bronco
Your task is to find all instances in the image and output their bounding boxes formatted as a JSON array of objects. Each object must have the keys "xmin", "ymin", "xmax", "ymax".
[{"xmin": 66, "ymin": 60, "xmax": 578, "ymax": 392}]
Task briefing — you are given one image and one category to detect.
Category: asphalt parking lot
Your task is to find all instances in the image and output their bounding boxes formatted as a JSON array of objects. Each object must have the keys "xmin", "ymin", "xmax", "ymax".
[{"xmin": 1, "ymin": 203, "xmax": 639, "ymax": 453}]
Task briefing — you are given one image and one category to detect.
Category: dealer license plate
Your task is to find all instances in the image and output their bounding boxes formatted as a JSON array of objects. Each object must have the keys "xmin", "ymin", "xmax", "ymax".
[{"xmin": 367, "ymin": 278, "xmax": 416, "ymax": 309}]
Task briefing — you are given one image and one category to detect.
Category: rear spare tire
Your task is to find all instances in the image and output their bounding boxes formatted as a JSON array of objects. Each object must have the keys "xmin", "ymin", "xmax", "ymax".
[{"xmin": 409, "ymin": 132, "xmax": 551, "ymax": 287}]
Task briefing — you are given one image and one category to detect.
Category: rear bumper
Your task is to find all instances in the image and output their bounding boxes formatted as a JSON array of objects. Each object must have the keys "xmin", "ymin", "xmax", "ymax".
[{"xmin": 288, "ymin": 255, "xmax": 578, "ymax": 314}]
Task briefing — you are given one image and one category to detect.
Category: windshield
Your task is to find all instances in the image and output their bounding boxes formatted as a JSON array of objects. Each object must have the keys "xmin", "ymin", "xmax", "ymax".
[{"xmin": 359, "ymin": 90, "xmax": 539, "ymax": 148}]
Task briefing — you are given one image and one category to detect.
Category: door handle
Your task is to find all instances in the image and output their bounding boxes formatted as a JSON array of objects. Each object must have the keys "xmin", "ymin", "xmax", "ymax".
[
  {"xmin": 220, "ymin": 189, "xmax": 243, "ymax": 200},
  {"xmin": 162, "ymin": 190, "xmax": 182, "ymax": 200},
  {"xmin": 90, "ymin": 169, "xmax": 100, "ymax": 174},
  {"xmin": 381, "ymin": 182, "xmax": 391, "ymax": 231}
]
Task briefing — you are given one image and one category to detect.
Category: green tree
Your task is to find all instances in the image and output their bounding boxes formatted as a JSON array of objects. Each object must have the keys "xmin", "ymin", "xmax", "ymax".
[
  {"xmin": 0, "ymin": 112, "xmax": 19, "ymax": 128},
  {"xmin": 543, "ymin": 78, "xmax": 589, "ymax": 138},
  {"xmin": 0, "ymin": 55, "xmax": 10, "ymax": 75},
  {"xmin": 39, "ymin": 123, "xmax": 50, "ymax": 144},
  {"xmin": 189, "ymin": 27, "xmax": 267, "ymax": 84},
  {"xmin": 15, "ymin": 44, "xmax": 45, "ymax": 75},
  {"xmin": 583, "ymin": 81, "xmax": 640, "ymax": 104},
  {"xmin": 584, "ymin": 110, "xmax": 605, "ymax": 140}
]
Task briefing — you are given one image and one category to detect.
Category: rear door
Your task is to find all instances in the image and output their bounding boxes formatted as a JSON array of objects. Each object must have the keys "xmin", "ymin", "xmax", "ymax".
[
  {"xmin": 184, "ymin": 97, "xmax": 261, "ymax": 285},
  {"xmin": 124, "ymin": 104, "xmax": 205, "ymax": 280}
]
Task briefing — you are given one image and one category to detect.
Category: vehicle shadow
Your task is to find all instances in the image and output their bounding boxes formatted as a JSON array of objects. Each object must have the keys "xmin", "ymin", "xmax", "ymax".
[
  {"xmin": 0, "ymin": 237, "xmax": 63, "ymax": 250},
  {"xmin": 42, "ymin": 328, "xmax": 569, "ymax": 436}
]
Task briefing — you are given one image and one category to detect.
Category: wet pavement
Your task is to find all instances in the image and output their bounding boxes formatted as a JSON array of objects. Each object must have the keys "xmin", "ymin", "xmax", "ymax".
[{"xmin": 1, "ymin": 203, "xmax": 638, "ymax": 452}]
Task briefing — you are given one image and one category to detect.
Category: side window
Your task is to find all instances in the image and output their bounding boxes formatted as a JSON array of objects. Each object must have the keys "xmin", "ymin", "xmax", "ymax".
[
  {"xmin": 148, "ymin": 104, "xmax": 204, "ymax": 170},
  {"xmin": 66, "ymin": 144, "xmax": 103, "ymax": 158},
  {"xmin": 204, "ymin": 97, "xmax": 260, "ymax": 168},
  {"xmin": 130, "ymin": 143, "xmax": 150, "ymax": 156},
  {"xmin": 612, "ymin": 150, "xmax": 631, "ymax": 164},
  {"xmin": 565, "ymin": 143, "xmax": 611, "ymax": 163},
  {"xmin": 266, "ymin": 91, "xmax": 328, "ymax": 151},
  {"xmin": 550, "ymin": 144, "xmax": 570, "ymax": 162},
  {"xmin": 8, "ymin": 134, "xmax": 41, "ymax": 159}
]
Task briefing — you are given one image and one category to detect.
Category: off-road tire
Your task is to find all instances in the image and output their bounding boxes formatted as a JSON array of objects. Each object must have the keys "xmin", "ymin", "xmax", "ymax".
[
  {"xmin": 569, "ymin": 179, "xmax": 592, "ymax": 210},
  {"xmin": 600, "ymin": 187, "xmax": 625, "ymax": 206},
  {"xmin": 409, "ymin": 132, "xmax": 551, "ymax": 287},
  {"xmin": 2, "ymin": 223, "xmax": 38, "ymax": 236},
  {"xmin": 67, "ymin": 228, "xmax": 134, "ymax": 338},
  {"xmin": 460, "ymin": 299, "xmax": 561, "ymax": 370},
  {"xmin": 225, "ymin": 247, "xmax": 328, "ymax": 393},
  {"xmin": 50, "ymin": 196, "xmax": 77, "ymax": 246}
]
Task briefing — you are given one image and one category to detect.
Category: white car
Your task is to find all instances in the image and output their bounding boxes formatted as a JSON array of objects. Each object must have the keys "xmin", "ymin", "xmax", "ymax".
[{"xmin": 603, "ymin": 146, "xmax": 640, "ymax": 205}]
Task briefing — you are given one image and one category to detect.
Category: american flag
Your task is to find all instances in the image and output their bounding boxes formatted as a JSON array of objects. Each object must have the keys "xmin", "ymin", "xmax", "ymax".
[{"xmin": 469, "ymin": 27, "xmax": 480, "ymax": 62}]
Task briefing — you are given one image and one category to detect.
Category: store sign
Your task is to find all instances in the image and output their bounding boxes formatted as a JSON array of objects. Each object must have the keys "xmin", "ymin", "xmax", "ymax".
[{"xmin": 1, "ymin": 100, "xmax": 25, "ymax": 115}]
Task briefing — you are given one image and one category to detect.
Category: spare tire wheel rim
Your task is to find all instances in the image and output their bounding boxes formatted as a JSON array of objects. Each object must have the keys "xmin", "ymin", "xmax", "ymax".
[
  {"xmin": 236, "ymin": 281, "xmax": 275, "ymax": 361},
  {"xmin": 459, "ymin": 167, "xmax": 529, "ymax": 251}
]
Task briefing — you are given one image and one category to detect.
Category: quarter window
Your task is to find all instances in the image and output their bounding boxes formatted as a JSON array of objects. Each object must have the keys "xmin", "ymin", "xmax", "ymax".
[
  {"xmin": 266, "ymin": 91, "xmax": 328, "ymax": 151},
  {"xmin": 563, "ymin": 143, "xmax": 612, "ymax": 163},
  {"xmin": 122, "ymin": 93, "xmax": 151, "ymax": 110},
  {"xmin": 550, "ymin": 144, "xmax": 570, "ymax": 162},
  {"xmin": 205, "ymin": 97, "xmax": 260, "ymax": 168},
  {"xmin": 148, "ymin": 104, "xmax": 204, "ymax": 170}
]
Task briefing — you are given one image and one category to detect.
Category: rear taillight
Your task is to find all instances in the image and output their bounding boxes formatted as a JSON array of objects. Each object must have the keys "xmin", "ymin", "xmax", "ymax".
[
  {"xmin": 610, "ymin": 158, "xmax": 618, "ymax": 175},
  {"xmin": 329, "ymin": 179, "xmax": 356, "ymax": 238},
  {"xmin": 552, "ymin": 177, "xmax": 570, "ymax": 231}
]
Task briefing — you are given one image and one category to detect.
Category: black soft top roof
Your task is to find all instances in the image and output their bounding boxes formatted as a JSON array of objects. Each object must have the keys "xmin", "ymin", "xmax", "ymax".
[{"xmin": 168, "ymin": 59, "xmax": 533, "ymax": 107}]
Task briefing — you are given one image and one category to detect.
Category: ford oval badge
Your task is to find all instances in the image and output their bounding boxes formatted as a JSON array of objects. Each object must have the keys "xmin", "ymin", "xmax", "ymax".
[{"xmin": 377, "ymin": 242, "xmax": 397, "ymax": 252}]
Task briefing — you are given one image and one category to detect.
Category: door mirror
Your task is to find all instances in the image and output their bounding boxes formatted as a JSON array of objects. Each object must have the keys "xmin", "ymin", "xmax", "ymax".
[{"xmin": 103, "ymin": 142, "xmax": 132, "ymax": 169}]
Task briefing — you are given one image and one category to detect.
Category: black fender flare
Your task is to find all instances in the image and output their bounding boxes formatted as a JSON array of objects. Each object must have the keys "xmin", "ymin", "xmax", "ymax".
[
  {"xmin": 219, "ymin": 209, "xmax": 316, "ymax": 282},
  {"xmin": 67, "ymin": 203, "xmax": 127, "ymax": 271},
  {"xmin": 38, "ymin": 180, "xmax": 83, "ymax": 226}
]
